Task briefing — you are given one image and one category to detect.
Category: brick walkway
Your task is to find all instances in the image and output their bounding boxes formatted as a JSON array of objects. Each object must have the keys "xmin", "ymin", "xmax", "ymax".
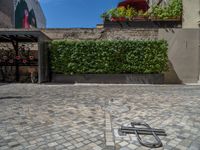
[{"xmin": 0, "ymin": 84, "xmax": 199, "ymax": 150}]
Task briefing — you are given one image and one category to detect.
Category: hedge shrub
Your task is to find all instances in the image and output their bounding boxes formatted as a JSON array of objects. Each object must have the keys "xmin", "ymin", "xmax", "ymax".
[{"xmin": 50, "ymin": 40, "xmax": 168, "ymax": 74}]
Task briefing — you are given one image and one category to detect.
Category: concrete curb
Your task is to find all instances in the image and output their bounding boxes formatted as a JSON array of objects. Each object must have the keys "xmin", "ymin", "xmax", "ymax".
[{"xmin": 105, "ymin": 112, "xmax": 115, "ymax": 150}]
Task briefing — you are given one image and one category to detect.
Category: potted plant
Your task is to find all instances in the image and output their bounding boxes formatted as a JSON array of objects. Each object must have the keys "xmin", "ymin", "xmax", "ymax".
[
  {"xmin": 134, "ymin": 10, "xmax": 149, "ymax": 20},
  {"xmin": 115, "ymin": 6, "xmax": 127, "ymax": 21},
  {"xmin": 150, "ymin": 5, "xmax": 163, "ymax": 20},
  {"xmin": 107, "ymin": 8, "xmax": 118, "ymax": 21},
  {"xmin": 143, "ymin": 11, "xmax": 150, "ymax": 19},
  {"xmin": 150, "ymin": 0, "xmax": 182, "ymax": 21},
  {"xmin": 167, "ymin": 0, "xmax": 182, "ymax": 20},
  {"xmin": 105, "ymin": 7, "xmax": 127, "ymax": 22},
  {"xmin": 125, "ymin": 6, "xmax": 137, "ymax": 21}
]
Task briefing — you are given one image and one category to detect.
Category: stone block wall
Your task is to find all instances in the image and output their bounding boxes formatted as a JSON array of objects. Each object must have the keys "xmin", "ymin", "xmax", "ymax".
[{"xmin": 43, "ymin": 28, "xmax": 158, "ymax": 41}]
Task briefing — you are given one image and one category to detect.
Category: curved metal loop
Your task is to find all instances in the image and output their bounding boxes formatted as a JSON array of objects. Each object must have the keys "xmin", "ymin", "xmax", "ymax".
[{"xmin": 131, "ymin": 122, "xmax": 163, "ymax": 148}]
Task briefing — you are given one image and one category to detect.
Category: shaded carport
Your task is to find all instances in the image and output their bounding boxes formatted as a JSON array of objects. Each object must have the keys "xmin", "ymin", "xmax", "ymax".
[{"xmin": 0, "ymin": 29, "xmax": 51, "ymax": 83}]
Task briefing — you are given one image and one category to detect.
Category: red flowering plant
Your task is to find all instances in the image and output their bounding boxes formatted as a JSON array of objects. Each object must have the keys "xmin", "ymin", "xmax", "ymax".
[
  {"xmin": 17, "ymin": 45, "xmax": 35, "ymax": 64},
  {"xmin": 29, "ymin": 56, "xmax": 34, "ymax": 60},
  {"xmin": 0, "ymin": 44, "xmax": 35, "ymax": 65},
  {"xmin": 22, "ymin": 59, "xmax": 28, "ymax": 64},
  {"xmin": 15, "ymin": 56, "xmax": 21, "ymax": 60}
]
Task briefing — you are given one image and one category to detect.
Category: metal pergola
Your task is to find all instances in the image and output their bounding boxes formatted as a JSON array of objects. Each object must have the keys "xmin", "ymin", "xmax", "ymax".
[{"xmin": 0, "ymin": 29, "xmax": 51, "ymax": 83}]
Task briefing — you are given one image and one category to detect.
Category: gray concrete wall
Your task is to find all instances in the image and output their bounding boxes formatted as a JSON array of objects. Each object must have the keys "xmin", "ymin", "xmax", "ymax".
[
  {"xmin": 182, "ymin": 0, "xmax": 200, "ymax": 28},
  {"xmin": 158, "ymin": 29, "xmax": 200, "ymax": 84},
  {"xmin": 0, "ymin": 0, "xmax": 14, "ymax": 28}
]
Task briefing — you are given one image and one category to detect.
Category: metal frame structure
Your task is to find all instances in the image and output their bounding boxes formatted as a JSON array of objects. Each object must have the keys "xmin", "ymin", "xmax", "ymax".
[{"xmin": 0, "ymin": 29, "xmax": 51, "ymax": 83}]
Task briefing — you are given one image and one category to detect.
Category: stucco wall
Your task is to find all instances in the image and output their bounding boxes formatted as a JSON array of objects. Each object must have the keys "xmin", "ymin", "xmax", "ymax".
[{"xmin": 158, "ymin": 29, "xmax": 200, "ymax": 84}]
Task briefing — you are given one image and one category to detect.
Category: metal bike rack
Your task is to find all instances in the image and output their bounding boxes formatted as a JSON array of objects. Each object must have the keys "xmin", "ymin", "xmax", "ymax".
[{"xmin": 118, "ymin": 122, "xmax": 167, "ymax": 148}]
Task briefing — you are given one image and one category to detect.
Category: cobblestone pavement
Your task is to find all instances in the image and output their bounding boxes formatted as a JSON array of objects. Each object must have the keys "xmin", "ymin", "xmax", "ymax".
[{"xmin": 0, "ymin": 84, "xmax": 200, "ymax": 150}]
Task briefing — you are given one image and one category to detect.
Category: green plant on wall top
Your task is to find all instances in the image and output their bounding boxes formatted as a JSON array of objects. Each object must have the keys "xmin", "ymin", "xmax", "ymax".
[
  {"xmin": 151, "ymin": 0, "xmax": 182, "ymax": 19},
  {"xmin": 116, "ymin": 7, "xmax": 127, "ymax": 18},
  {"xmin": 101, "ymin": 0, "xmax": 182, "ymax": 21},
  {"xmin": 168, "ymin": 0, "xmax": 182, "ymax": 17},
  {"xmin": 151, "ymin": 5, "xmax": 164, "ymax": 19},
  {"xmin": 125, "ymin": 6, "xmax": 137, "ymax": 20}
]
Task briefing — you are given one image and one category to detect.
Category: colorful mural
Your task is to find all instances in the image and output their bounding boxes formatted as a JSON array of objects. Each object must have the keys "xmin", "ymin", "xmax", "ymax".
[{"xmin": 15, "ymin": 0, "xmax": 37, "ymax": 28}]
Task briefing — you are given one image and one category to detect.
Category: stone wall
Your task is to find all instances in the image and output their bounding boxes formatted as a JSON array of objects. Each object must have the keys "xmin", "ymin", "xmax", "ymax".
[
  {"xmin": 43, "ymin": 28, "xmax": 200, "ymax": 84},
  {"xmin": 43, "ymin": 28, "xmax": 158, "ymax": 41}
]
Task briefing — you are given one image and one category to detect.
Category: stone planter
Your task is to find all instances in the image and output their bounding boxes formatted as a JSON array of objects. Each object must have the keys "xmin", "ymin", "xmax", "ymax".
[
  {"xmin": 104, "ymin": 20, "xmax": 182, "ymax": 28},
  {"xmin": 51, "ymin": 73, "xmax": 164, "ymax": 84}
]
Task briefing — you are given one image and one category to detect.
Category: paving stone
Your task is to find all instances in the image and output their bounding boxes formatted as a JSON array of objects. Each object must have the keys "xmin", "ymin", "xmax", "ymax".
[
  {"xmin": 48, "ymin": 142, "xmax": 58, "ymax": 147},
  {"xmin": 0, "ymin": 84, "xmax": 199, "ymax": 150},
  {"xmin": 76, "ymin": 137, "xmax": 84, "ymax": 142},
  {"xmin": 119, "ymin": 141, "xmax": 129, "ymax": 147},
  {"xmin": 67, "ymin": 145, "xmax": 76, "ymax": 150},
  {"xmin": 127, "ymin": 144, "xmax": 138, "ymax": 149},
  {"xmin": 189, "ymin": 141, "xmax": 200, "ymax": 150},
  {"xmin": 83, "ymin": 140, "xmax": 91, "ymax": 144},
  {"xmin": 120, "ymin": 147, "xmax": 132, "ymax": 150},
  {"xmin": 176, "ymin": 145, "xmax": 187, "ymax": 150},
  {"xmin": 0, "ymin": 146, "xmax": 10, "ymax": 150},
  {"xmin": 55, "ymin": 145, "xmax": 65, "ymax": 150},
  {"xmin": 62, "ymin": 142, "xmax": 72, "ymax": 147},
  {"xmin": 75, "ymin": 142, "xmax": 84, "ymax": 148},
  {"xmin": 93, "ymin": 145, "xmax": 102, "ymax": 150}
]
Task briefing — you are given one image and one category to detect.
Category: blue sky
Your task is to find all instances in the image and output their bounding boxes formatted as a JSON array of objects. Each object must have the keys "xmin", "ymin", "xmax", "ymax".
[{"xmin": 40, "ymin": 0, "xmax": 119, "ymax": 28}]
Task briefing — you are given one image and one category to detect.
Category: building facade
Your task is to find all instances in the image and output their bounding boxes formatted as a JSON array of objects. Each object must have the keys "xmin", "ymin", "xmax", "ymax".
[{"xmin": 0, "ymin": 0, "xmax": 46, "ymax": 28}]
